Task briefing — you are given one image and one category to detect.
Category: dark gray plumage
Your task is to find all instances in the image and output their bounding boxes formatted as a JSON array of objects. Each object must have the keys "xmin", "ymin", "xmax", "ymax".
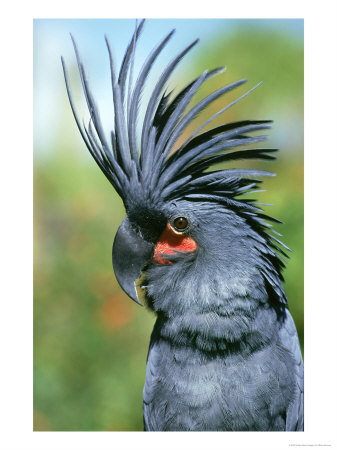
[
  {"xmin": 62, "ymin": 19, "xmax": 303, "ymax": 431},
  {"xmin": 142, "ymin": 204, "xmax": 303, "ymax": 431}
]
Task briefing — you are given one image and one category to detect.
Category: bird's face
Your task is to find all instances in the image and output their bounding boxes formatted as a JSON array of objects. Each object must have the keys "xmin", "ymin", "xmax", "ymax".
[
  {"xmin": 112, "ymin": 199, "xmax": 254, "ymax": 308},
  {"xmin": 112, "ymin": 200, "xmax": 197, "ymax": 305}
]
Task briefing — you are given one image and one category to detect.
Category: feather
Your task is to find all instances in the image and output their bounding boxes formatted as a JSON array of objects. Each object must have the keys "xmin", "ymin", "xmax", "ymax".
[
  {"xmin": 70, "ymin": 35, "xmax": 111, "ymax": 158},
  {"xmin": 105, "ymin": 36, "xmax": 133, "ymax": 172},
  {"xmin": 180, "ymin": 81, "xmax": 264, "ymax": 151},
  {"xmin": 128, "ymin": 29, "xmax": 176, "ymax": 163},
  {"xmin": 141, "ymin": 38, "xmax": 200, "ymax": 154},
  {"xmin": 177, "ymin": 120, "xmax": 273, "ymax": 153},
  {"xmin": 161, "ymin": 79, "xmax": 247, "ymax": 157},
  {"xmin": 118, "ymin": 19, "xmax": 146, "ymax": 101}
]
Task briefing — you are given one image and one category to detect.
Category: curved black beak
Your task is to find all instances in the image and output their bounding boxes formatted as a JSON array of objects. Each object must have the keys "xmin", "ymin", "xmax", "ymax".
[{"xmin": 112, "ymin": 217, "xmax": 154, "ymax": 305}]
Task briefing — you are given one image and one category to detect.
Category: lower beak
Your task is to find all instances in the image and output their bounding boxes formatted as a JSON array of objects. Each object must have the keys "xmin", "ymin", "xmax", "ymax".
[{"xmin": 112, "ymin": 217, "xmax": 154, "ymax": 305}]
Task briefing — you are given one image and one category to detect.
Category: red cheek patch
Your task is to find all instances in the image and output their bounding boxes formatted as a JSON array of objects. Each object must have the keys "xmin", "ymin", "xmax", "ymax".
[{"xmin": 154, "ymin": 223, "xmax": 197, "ymax": 265}]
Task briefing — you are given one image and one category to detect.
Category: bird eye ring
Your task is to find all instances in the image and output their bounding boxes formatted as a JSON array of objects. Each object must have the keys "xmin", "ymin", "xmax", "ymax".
[{"xmin": 172, "ymin": 216, "xmax": 189, "ymax": 231}]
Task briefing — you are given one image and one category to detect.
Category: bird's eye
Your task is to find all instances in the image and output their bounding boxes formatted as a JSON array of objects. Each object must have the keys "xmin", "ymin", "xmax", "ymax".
[{"xmin": 173, "ymin": 216, "xmax": 188, "ymax": 231}]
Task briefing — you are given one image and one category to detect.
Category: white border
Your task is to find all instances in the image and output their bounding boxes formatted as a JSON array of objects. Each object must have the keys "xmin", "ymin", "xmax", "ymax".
[{"xmin": 1, "ymin": 0, "xmax": 337, "ymax": 449}]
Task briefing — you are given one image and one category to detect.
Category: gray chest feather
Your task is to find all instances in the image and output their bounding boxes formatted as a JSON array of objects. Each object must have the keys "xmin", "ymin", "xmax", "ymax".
[{"xmin": 143, "ymin": 339, "xmax": 296, "ymax": 431}]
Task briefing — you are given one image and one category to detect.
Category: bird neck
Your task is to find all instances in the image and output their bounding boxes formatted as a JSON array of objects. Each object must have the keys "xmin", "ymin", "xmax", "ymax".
[{"xmin": 152, "ymin": 292, "xmax": 281, "ymax": 357}]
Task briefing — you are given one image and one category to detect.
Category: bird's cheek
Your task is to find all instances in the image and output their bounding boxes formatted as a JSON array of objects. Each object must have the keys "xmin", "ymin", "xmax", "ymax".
[{"xmin": 153, "ymin": 223, "xmax": 197, "ymax": 264}]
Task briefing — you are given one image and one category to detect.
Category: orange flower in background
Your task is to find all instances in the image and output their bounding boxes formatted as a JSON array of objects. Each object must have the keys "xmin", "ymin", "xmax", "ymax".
[
  {"xmin": 90, "ymin": 270, "xmax": 117, "ymax": 300},
  {"xmin": 99, "ymin": 295, "xmax": 133, "ymax": 331},
  {"xmin": 91, "ymin": 270, "xmax": 134, "ymax": 331}
]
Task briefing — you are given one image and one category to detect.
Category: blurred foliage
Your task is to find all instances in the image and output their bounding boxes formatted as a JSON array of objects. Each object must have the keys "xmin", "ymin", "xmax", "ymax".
[{"xmin": 34, "ymin": 21, "xmax": 303, "ymax": 431}]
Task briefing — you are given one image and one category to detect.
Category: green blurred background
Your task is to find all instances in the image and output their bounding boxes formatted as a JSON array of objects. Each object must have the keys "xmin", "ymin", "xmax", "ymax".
[{"xmin": 33, "ymin": 19, "xmax": 303, "ymax": 431}]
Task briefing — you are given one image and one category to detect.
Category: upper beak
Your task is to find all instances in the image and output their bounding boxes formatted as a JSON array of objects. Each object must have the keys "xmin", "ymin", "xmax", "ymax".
[{"xmin": 112, "ymin": 217, "xmax": 154, "ymax": 305}]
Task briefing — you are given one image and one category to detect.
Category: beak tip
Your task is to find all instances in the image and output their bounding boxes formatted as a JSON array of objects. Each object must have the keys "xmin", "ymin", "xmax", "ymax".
[{"xmin": 133, "ymin": 288, "xmax": 143, "ymax": 306}]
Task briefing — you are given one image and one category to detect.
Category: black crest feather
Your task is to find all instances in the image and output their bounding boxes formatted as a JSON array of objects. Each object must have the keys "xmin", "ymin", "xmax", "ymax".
[
  {"xmin": 61, "ymin": 20, "xmax": 289, "ymax": 287},
  {"xmin": 62, "ymin": 20, "xmax": 274, "ymax": 208}
]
